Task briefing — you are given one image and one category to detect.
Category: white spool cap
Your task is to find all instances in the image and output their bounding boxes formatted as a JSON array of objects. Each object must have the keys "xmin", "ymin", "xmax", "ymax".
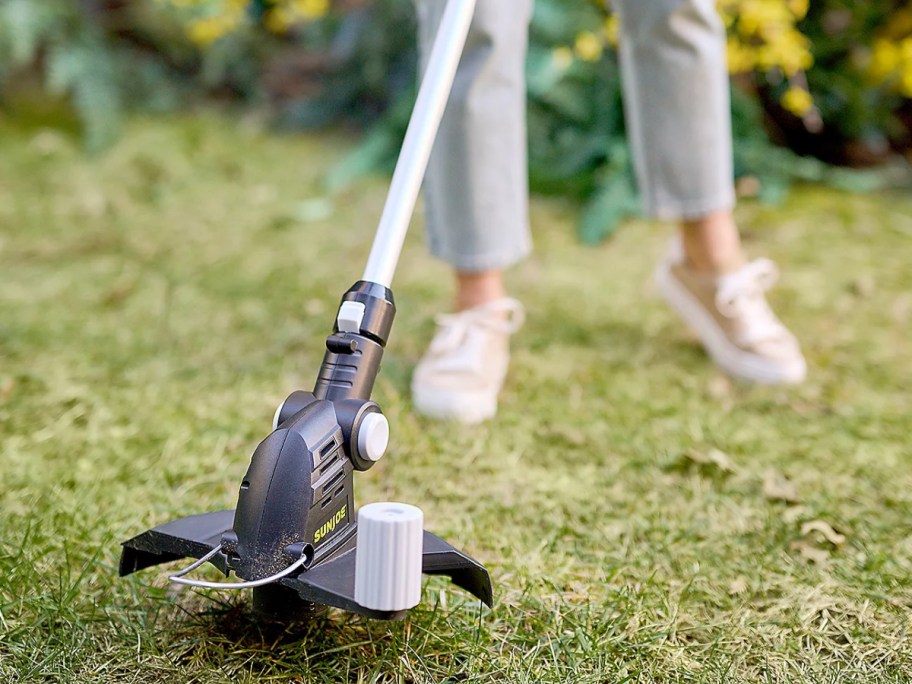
[
  {"xmin": 358, "ymin": 412, "xmax": 390, "ymax": 462},
  {"xmin": 354, "ymin": 502, "xmax": 424, "ymax": 611}
]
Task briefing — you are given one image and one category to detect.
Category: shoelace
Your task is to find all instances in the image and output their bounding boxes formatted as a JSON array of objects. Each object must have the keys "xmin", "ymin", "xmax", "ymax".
[
  {"xmin": 429, "ymin": 298, "xmax": 525, "ymax": 355},
  {"xmin": 714, "ymin": 259, "xmax": 788, "ymax": 346}
]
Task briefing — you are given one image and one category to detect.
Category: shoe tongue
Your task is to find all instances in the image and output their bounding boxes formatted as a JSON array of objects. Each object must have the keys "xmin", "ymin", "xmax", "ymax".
[
  {"xmin": 430, "ymin": 299, "xmax": 523, "ymax": 354},
  {"xmin": 716, "ymin": 259, "xmax": 779, "ymax": 294},
  {"xmin": 431, "ymin": 328, "xmax": 488, "ymax": 373},
  {"xmin": 429, "ymin": 322, "xmax": 466, "ymax": 355}
]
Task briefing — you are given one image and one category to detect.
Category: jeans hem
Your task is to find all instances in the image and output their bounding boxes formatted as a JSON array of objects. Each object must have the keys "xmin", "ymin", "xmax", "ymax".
[
  {"xmin": 428, "ymin": 240, "xmax": 533, "ymax": 273},
  {"xmin": 645, "ymin": 190, "xmax": 736, "ymax": 222}
]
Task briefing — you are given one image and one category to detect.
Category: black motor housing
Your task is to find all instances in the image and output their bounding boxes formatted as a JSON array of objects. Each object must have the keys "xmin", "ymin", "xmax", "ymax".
[
  {"xmin": 222, "ymin": 282, "xmax": 397, "ymax": 580},
  {"xmin": 222, "ymin": 398, "xmax": 354, "ymax": 580}
]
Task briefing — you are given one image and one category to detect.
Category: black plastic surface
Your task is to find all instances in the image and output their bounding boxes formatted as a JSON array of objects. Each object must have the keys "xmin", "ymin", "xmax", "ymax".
[
  {"xmin": 119, "ymin": 509, "xmax": 232, "ymax": 577},
  {"xmin": 120, "ymin": 512, "xmax": 493, "ymax": 620},
  {"xmin": 313, "ymin": 281, "xmax": 396, "ymax": 403},
  {"xmin": 275, "ymin": 390, "xmax": 317, "ymax": 429},
  {"xmin": 229, "ymin": 400, "xmax": 354, "ymax": 580},
  {"xmin": 338, "ymin": 281, "xmax": 396, "ymax": 345}
]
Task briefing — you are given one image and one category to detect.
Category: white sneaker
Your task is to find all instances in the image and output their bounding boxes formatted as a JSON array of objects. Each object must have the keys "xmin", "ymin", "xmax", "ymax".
[
  {"xmin": 411, "ymin": 298, "xmax": 525, "ymax": 423},
  {"xmin": 656, "ymin": 244, "xmax": 807, "ymax": 385}
]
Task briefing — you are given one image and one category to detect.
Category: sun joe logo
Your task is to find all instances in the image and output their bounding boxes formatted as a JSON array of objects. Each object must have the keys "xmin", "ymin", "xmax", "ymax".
[{"xmin": 313, "ymin": 504, "xmax": 347, "ymax": 544}]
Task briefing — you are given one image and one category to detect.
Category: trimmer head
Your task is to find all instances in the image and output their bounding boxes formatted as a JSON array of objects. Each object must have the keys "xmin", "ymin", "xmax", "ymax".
[
  {"xmin": 119, "ymin": 282, "xmax": 492, "ymax": 620},
  {"xmin": 120, "ymin": 510, "xmax": 492, "ymax": 620}
]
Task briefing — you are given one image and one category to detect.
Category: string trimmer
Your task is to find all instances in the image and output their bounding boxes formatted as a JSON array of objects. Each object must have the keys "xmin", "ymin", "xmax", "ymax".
[{"xmin": 119, "ymin": 0, "xmax": 491, "ymax": 620}]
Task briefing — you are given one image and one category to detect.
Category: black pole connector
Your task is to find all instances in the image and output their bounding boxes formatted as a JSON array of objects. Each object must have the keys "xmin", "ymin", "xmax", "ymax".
[{"xmin": 313, "ymin": 281, "xmax": 396, "ymax": 403}]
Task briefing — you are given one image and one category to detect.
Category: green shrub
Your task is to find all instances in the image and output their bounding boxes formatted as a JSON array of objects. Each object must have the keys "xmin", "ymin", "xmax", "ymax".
[
  {"xmin": 0, "ymin": 0, "xmax": 120, "ymax": 151},
  {"xmin": 232, "ymin": 0, "xmax": 903, "ymax": 240},
  {"xmin": 783, "ymin": 1, "xmax": 912, "ymax": 164},
  {"xmin": 0, "ymin": 0, "xmax": 187, "ymax": 152},
  {"xmin": 4, "ymin": 0, "xmax": 907, "ymax": 239}
]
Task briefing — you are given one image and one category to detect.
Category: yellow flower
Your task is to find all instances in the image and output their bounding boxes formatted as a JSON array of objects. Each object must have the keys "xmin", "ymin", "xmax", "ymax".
[
  {"xmin": 552, "ymin": 46, "xmax": 574, "ymax": 70},
  {"xmin": 901, "ymin": 69, "xmax": 912, "ymax": 97},
  {"xmin": 602, "ymin": 15, "xmax": 619, "ymax": 47},
  {"xmin": 574, "ymin": 31, "xmax": 603, "ymax": 62},
  {"xmin": 868, "ymin": 35, "xmax": 912, "ymax": 96},
  {"xmin": 187, "ymin": 14, "xmax": 237, "ymax": 45},
  {"xmin": 264, "ymin": 6, "xmax": 294, "ymax": 33},
  {"xmin": 870, "ymin": 38, "xmax": 901, "ymax": 81},
  {"xmin": 264, "ymin": 0, "xmax": 329, "ymax": 33},
  {"xmin": 737, "ymin": 0, "xmax": 791, "ymax": 36},
  {"xmin": 781, "ymin": 86, "xmax": 813, "ymax": 116},
  {"xmin": 291, "ymin": 0, "xmax": 329, "ymax": 19},
  {"xmin": 757, "ymin": 29, "xmax": 813, "ymax": 75},
  {"xmin": 901, "ymin": 36, "xmax": 912, "ymax": 62},
  {"xmin": 717, "ymin": 0, "xmax": 814, "ymax": 77},
  {"xmin": 726, "ymin": 37, "xmax": 755, "ymax": 74},
  {"xmin": 788, "ymin": 0, "xmax": 809, "ymax": 21}
]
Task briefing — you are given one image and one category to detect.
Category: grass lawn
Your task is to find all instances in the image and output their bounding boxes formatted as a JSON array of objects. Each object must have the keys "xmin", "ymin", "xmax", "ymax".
[{"xmin": 1, "ymin": 113, "xmax": 911, "ymax": 683}]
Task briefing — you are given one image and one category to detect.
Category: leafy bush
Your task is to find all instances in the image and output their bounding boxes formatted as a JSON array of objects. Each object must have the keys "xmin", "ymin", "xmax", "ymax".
[
  {"xmin": 201, "ymin": 0, "xmax": 904, "ymax": 239},
  {"xmin": 4, "ymin": 0, "xmax": 909, "ymax": 237},
  {"xmin": 777, "ymin": 1, "xmax": 912, "ymax": 164},
  {"xmin": 0, "ymin": 0, "xmax": 410, "ymax": 154},
  {"xmin": 511, "ymin": 0, "xmax": 885, "ymax": 239},
  {"xmin": 0, "ymin": 1, "xmax": 121, "ymax": 151},
  {"xmin": 0, "ymin": 0, "xmax": 188, "ymax": 151},
  {"xmin": 264, "ymin": 0, "xmax": 895, "ymax": 240}
]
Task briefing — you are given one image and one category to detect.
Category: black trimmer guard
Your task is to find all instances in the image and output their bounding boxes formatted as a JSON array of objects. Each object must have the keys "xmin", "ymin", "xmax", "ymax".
[{"xmin": 120, "ymin": 510, "xmax": 492, "ymax": 621}]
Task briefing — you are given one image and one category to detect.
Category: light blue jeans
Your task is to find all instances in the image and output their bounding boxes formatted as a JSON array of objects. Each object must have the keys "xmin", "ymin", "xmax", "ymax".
[{"xmin": 416, "ymin": 0, "xmax": 736, "ymax": 272}]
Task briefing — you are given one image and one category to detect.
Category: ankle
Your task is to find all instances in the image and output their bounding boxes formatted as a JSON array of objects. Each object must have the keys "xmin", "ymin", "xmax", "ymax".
[
  {"xmin": 454, "ymin": 269, "xmax": 507, "ymax": 311},
  {"xmin": 679, "ymin": 212, "xmax": 745, "ymax": 275}
]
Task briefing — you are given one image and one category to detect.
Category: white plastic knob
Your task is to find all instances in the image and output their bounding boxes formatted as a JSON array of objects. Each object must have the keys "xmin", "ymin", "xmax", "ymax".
[
  {"xmin": 337, "ymin": 300, "xmax": 366, "ymax": 333},
  {"xmin": 354, "ymin": 502, "xmax": 424, "ymax": 611},
  {"xmin": 272, "ymin": 400, "xmax": 284, "ymax": 431},
  {"xmin": 358, "ymin": 413, "xmax": 390, "ymax": 462}
]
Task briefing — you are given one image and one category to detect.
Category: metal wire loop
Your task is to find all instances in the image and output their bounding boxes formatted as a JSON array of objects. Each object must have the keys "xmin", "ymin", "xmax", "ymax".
[{"xmin": 168, "ymin": 545, "xmax": 310, "ymax": 590}]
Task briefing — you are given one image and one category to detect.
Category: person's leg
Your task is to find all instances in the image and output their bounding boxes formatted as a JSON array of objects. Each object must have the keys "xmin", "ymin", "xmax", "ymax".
[
  {"xmin": 614, "ymin": 0, "xmax": 806, "ymax": 383},
  {"xmin": 614, "ymin": 0, "xmax": 737, "ymax": 262},
  {"xmin": 411, "ymin": 0, "xmax": 532, "ymax": 422},
  {"xmin": 681, "ymin": 211, "xmax": 744, "ymax": 275},
  {"xmin": 454, "ymin": 269, "xmax": 507, "ymax": 310},
  {"xmin": 415, "ymin": 0, "xmax": 533, "ymax": 304}
]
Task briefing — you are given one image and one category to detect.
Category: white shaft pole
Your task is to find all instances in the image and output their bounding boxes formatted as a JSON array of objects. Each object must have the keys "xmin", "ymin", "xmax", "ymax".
[{"xmin": 361, "ymin": 0, "xmax": 477, "ymax": 288}]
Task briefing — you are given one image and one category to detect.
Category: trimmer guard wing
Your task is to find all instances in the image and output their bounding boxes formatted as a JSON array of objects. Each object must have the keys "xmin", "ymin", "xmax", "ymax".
[{"xmin": 120, "ymin": 510, "xmax": 493, "ymax": 619}]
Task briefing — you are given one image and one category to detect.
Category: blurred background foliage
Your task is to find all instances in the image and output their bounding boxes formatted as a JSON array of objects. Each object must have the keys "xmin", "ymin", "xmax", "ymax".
[{"xmin": 1, "ymin": 0, "xmax": 911, "ymax": 239}]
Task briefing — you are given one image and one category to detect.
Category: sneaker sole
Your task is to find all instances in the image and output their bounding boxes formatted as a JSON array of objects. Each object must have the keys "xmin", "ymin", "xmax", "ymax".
[
  {"xmin": 411, "ymin": 386, "xmax": 498, "ymax": 424},
  {"xmin": 411, "ymin": 363, "xmax": 507, "ymax": 425},
  {"xmin": 655, "ymin": 262, "xmax": 806, "ymax": 385}
]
